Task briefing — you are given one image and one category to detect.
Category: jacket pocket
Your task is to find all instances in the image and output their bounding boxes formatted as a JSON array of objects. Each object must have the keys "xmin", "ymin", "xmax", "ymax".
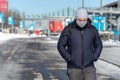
[{"xmin": 70, "ymin": 53, "xmax": 82, "ymax": 67}]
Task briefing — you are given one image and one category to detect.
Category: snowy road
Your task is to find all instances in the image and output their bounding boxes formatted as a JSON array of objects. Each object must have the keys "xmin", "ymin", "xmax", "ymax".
[
  {"xmin": 0, "ymin": 34, "xmax": 120, "ymax": 80},
  {"xmin": 95, "ymin": 45, "xmax": 120, "ymax": 80}
]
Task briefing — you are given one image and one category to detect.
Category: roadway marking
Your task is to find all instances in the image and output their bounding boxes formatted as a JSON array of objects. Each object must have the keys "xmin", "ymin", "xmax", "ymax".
[
  {"xmin": 8, "ymin": 45, "xmax": 19, "ymax": 60},
  {"xmin": 99, "ymin": 58, "xmax": 120, "ymax": 68}
]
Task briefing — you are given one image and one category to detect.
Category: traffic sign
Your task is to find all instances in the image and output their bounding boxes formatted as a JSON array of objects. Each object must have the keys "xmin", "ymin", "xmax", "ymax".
[
  {"xmin": 0, "ymin": 13, "xmax": 5, "ymax": 23},
  {"xmin": 19, "ymin": 21, "xmax": 24, "ymax": 28},
  {"xmin": 92, "ymin": 15, "xmax": 105, "ymax": 31},
  {"xmin": 8, "ymin": 16, "xmax": 14, "ymax": 25}
]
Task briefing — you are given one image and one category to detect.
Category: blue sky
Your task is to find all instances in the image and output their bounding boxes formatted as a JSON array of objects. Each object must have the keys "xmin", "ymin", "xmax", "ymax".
[{"xmin": 8, "ymin": 0, "xmax": 117, "ymax": 15}]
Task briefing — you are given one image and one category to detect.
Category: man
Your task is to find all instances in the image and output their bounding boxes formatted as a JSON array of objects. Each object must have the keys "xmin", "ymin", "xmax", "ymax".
[{"xmin": 57, "ymin": 8, "xmax": 103, "ymax": 80}]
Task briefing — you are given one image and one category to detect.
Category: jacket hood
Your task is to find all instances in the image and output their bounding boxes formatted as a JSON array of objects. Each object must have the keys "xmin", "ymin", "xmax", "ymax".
[{"xmin": 87, "ymin": 18, "xmax": 92, "ymax": 24}]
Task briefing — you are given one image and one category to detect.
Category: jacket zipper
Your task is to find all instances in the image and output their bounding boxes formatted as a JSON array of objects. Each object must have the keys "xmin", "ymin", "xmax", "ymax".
[{"xmin": 81, "ymin": 30, "xmax": 84, "ymax": 68}]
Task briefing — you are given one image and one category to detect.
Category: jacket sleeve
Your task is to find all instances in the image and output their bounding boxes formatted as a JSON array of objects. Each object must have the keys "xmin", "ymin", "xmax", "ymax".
[
  {"xmin": 93, "ymin": 29, "xmax": 103, "ymax": 61},
  {"xmin": 57, "ymin": 27, "xmax": 71, "ymax": 62}
]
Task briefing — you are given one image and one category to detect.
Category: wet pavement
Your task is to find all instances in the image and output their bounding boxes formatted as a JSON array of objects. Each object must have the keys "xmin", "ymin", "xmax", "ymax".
[
  {"xmin": 0, "ymin": 37, "xmax": 68, "ymax": 80},
  {"xmin": 0, "ymin": 37, "xmax": 120, "ymax": 80}
]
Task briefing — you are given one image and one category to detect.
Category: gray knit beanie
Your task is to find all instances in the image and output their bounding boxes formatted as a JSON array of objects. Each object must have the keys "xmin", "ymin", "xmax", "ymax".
[{"xmin": 76, "ymin": 8, "xmax": 88, "ymax": 19}]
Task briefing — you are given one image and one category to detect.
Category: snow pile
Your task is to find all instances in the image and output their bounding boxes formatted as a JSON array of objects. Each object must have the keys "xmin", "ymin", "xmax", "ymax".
[
  {"xmin": 0, "ymin": 33, "xmax": 45, "ymax": 44},
  {"xmin": 103, "ymin": 40, "xmax": 120, "ymax": 47}
]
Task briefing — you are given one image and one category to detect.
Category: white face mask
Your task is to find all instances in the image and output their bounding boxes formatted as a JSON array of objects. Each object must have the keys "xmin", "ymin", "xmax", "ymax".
[{"xmin": 76, "ymin": 20, "xmax": 87, "ymax": 28}]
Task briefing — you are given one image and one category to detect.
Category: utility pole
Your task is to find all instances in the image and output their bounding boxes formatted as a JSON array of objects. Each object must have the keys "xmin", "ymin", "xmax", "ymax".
[
  {"xmin": 52, "ymin": 12, "xmax": 55, "ymax": 17},
  {"xmin": 62, "ymin": 9, "xmax": 64, "ymax": 17},
  {"xmin": 100, "ymin": 0, "xmax": 103, "ymax": 15},
  {"xmin": 57, "ymin": 11, "xmax": 59, "ymax": 17},
  {"xmin": 82, "ymin": 0, "xmax": 84, "ymax": 8},
  {"xmin": 73, "ymin": 9, "xmax": 75, "ymax": 16},
  {"xmin": 99, "ymin": 0, "xmax": 103, "ymax": 31},
  {"xmin": 67, "ymin": 7, "xmax": 70, "ymax": 17},
  {"xmin": 100, "ymin": 0, "xmax": 102, "ymax": 8}
]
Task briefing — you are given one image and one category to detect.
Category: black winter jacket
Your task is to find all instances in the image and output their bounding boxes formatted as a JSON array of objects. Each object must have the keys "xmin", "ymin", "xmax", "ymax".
[{"xmin": 57, "ymin": 19, "xmax": 103, "ymax": 69}]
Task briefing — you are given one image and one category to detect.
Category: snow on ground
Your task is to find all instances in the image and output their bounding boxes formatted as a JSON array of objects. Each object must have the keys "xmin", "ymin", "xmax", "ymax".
[
  {"xmin": 95, "ymin": 60, "xmax": 120, "ymax": 80},
  {"xmin": 0, "ymin": 32, "xmax": 119, "ymax": 46},
  {"xmin": 40, "ymin": 37, "xmax": 58, "ymax": 43},
  {"xmin": 0, "ymin": 61, "xmax": 23, "ymax": 80},
  {"xmin": 0, "ymin": 33, "xmax": 120, "ymax": 80},
  {"xmin": 103, "ymin": 40, "xmax": 120, "ymax": 47},
  {"xmin": 0, "ymin": 33, "xmax": 46, "ymax": 44}
]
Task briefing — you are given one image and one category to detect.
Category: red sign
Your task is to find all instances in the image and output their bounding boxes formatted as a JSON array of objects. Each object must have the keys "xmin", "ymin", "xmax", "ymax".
[
  {"xmin": 0, "ymin": 0, "xmax": 8, "ymax": 13},
  {"xmin": 49, "ymin": 20, "xmax": 63, "ymax": 33}
]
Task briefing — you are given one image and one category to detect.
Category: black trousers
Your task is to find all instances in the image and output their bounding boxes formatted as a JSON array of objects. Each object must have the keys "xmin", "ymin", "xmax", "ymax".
[{"xmin": 67, "ymin": 66, "xmax": 96, "ymax": 80}]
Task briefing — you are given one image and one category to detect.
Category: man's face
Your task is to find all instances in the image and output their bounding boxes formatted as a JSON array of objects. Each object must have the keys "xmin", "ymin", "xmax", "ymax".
[{"xmin": 76, "ymin": 18, "xmax": 87, "ymax": 27}]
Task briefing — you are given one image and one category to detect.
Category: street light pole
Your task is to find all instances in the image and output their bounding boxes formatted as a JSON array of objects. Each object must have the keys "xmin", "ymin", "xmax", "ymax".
[
  {"xmin": 82, "ymin": 0, "xmax": 84, "ymax": 8},
  {"xmin": 62, "ymin": 9, "xmax": 64, "ymax": 17},
  {"xmin": 67, "ymin": 7, "xmax": 70, "ymax": 17},
  {"xmin": 100, "ymin": 0, "xmax": 102, "ymax": 8}
]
